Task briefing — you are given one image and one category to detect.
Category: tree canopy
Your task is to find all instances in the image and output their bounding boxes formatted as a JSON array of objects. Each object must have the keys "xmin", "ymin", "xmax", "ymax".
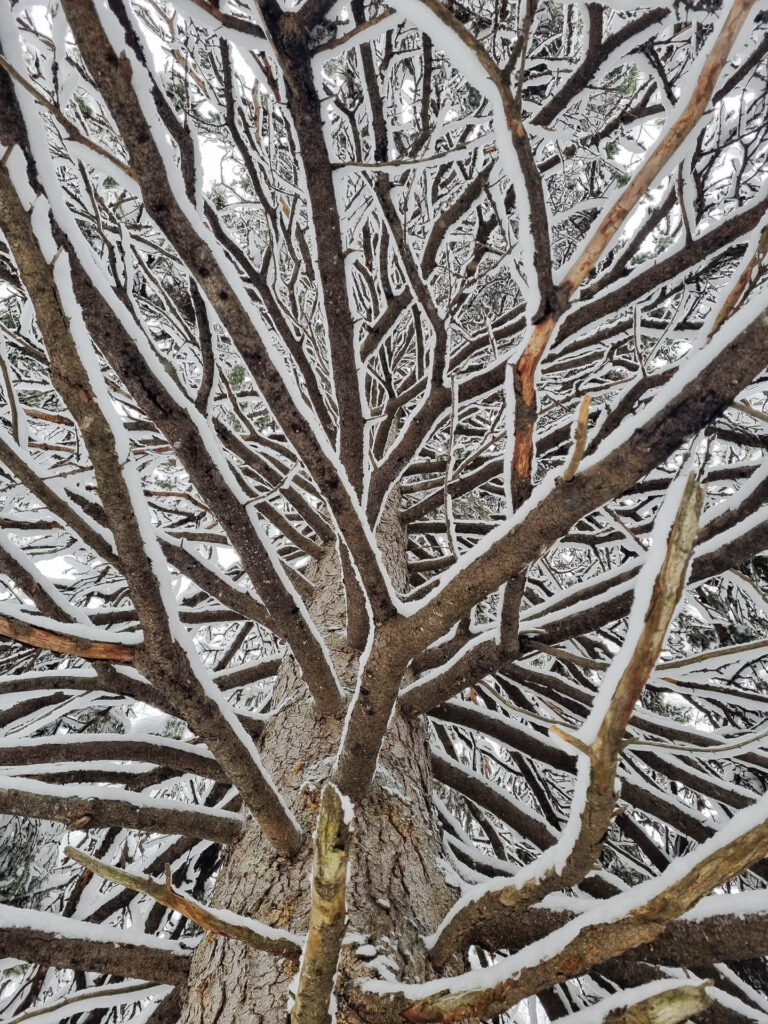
[{"xmin": 0, "ymin": 1, "xmax": 767, "ymax": 1023}]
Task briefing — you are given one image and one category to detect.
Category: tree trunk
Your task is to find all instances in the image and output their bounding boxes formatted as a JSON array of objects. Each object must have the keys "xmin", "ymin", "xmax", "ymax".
[{"xmin": 180, "ymin": 510, "xmax": 456, "ymax": 1024}]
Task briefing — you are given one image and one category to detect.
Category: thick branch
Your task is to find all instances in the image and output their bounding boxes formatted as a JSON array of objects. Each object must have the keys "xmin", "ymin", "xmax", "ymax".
[
  {"xmin": 0, "ymin": 777, "xmax": 242, "ymax": 844},
  {"xmin": 443, "ymin": 899, "xmax": 768, "ymax": 970},
  {"xmin": 0, "ymin": 907, "xmax": 192, "ymax": 985},
  {"xmin": 0, "ymin": 735, "xmax": 226, "ymax": 781}
]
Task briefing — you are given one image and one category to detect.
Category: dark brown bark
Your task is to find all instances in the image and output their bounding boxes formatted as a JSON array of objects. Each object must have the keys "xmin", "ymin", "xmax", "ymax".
[
  {"xmin": 0, "ymin": 930, "xmax": 191, "ymax": 986},
  {"xmin": 458, "ymin": 903, "xmax": 768, "ymax": 970},
  {"xmin": 0, "ymin": 784, "xmax": 241, "ymax": 844}
]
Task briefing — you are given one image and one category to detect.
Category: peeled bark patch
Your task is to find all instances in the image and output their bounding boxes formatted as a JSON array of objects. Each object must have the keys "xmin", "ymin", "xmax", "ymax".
[{"xmin": 291, "ymin": 783, "xmax": 352, "ymax": 1024}]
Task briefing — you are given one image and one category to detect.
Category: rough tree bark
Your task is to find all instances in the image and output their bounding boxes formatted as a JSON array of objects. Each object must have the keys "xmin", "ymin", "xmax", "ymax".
[
  {"xmin": 181, "ymin": 506, "xmax": 457, "ymax": 1024},
  {"xmin": 2, "ymin": 4, "xmax": 768, "ymax": 1024}
]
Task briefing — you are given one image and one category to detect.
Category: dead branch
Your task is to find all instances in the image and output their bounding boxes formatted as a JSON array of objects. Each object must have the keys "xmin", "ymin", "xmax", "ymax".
[{"xmin": 291, "ymin": 783, "xmax": 353, "ymax": 1024}]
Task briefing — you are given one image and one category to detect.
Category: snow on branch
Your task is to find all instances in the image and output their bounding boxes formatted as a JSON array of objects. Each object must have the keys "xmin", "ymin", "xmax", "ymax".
[
  {"xmin": 0, "ymin": 734, "xmax": 225, "ymax": 780},
  {"xmin": 2, "ymin": 981, "xmax": 172, "ymax": 1024},
  {"xmin": 0, "ymin": 777, "xmax": 242, "ymax": 844},
  {"xmin": 542, "ymin": 981, "xmax": 712, "ymax": 1024},
  {"xmin": 0, "ymin": 148, "xmax": 305, "ymax": 856},
  {"xmin": 429, "ymin": 473, "xmax": 703, "ymax": 965},
  {"xmin": 398, "ymin": 300, "xmax": 768, "ymax": 657},
  {"xmin": 561, "ymin": 0, "xmax": 760, "ymax": 294},
  {"xmin": 358, "ymin": 783, "xmax": 768, "ymax": 1022},
  {"xmin": 0, "ymin": 0, "xmax": 767, "ymax": 1020},
  {"xmin": 65, "ymin": 846, "xmax": 302, "ymax": 959},
  {"xmin": 0, "ymin": 905, "xmax": 192, "ymax": 985}
]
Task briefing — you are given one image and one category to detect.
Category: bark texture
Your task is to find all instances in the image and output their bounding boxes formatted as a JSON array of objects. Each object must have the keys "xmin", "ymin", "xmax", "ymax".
[{"xmin": 180, "ymin": 512, "xmax": 456, "ymax": 1024}]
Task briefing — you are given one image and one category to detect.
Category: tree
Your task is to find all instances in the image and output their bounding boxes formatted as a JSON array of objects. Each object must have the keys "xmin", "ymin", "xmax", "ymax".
[{"xmin": 0, "ymin": 0, "xmax": 767, "ymax": 1022}]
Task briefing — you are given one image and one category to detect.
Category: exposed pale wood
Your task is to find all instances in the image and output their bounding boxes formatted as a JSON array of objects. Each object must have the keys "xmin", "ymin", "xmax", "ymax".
[
  {"xmin": 290, "ymin": 784, "xmax": 352, "ymax": 1024},
  {"xmin": 0, "ymin": 613, "xmax": 135, "ymax": 662}
]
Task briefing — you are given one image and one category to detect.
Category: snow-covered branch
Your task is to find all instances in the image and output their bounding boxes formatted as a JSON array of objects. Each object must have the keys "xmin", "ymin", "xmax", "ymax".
[
  {"xmin": 0, "ymin": 905, "xmax": 192, "ymax": 985},
  {"xmin": 66, "ymin": 846, "xmax": 302, "ymax": 959}
]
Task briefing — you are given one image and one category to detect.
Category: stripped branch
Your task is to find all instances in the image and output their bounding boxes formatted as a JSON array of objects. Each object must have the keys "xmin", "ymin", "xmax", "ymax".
[
  {"xmin": 0, "ymin": 612, "xmax": 135, "ymax": 663},
  {"xmin": 291, "ymin": 784, "xmax": 353, "ymax": 1024},
  {"xmin": 562, "ymin": 395, "xmax": 592, "ymax": 483},
  {"xmin": 428, "ymin": 474, "xmax": 703, "ymax": 965}
]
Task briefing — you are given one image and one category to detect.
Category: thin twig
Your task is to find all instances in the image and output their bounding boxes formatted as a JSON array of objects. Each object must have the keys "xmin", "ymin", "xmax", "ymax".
[{"xmin": 562, "ymin": 395, "xmax": 592, "ymax": 482}]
